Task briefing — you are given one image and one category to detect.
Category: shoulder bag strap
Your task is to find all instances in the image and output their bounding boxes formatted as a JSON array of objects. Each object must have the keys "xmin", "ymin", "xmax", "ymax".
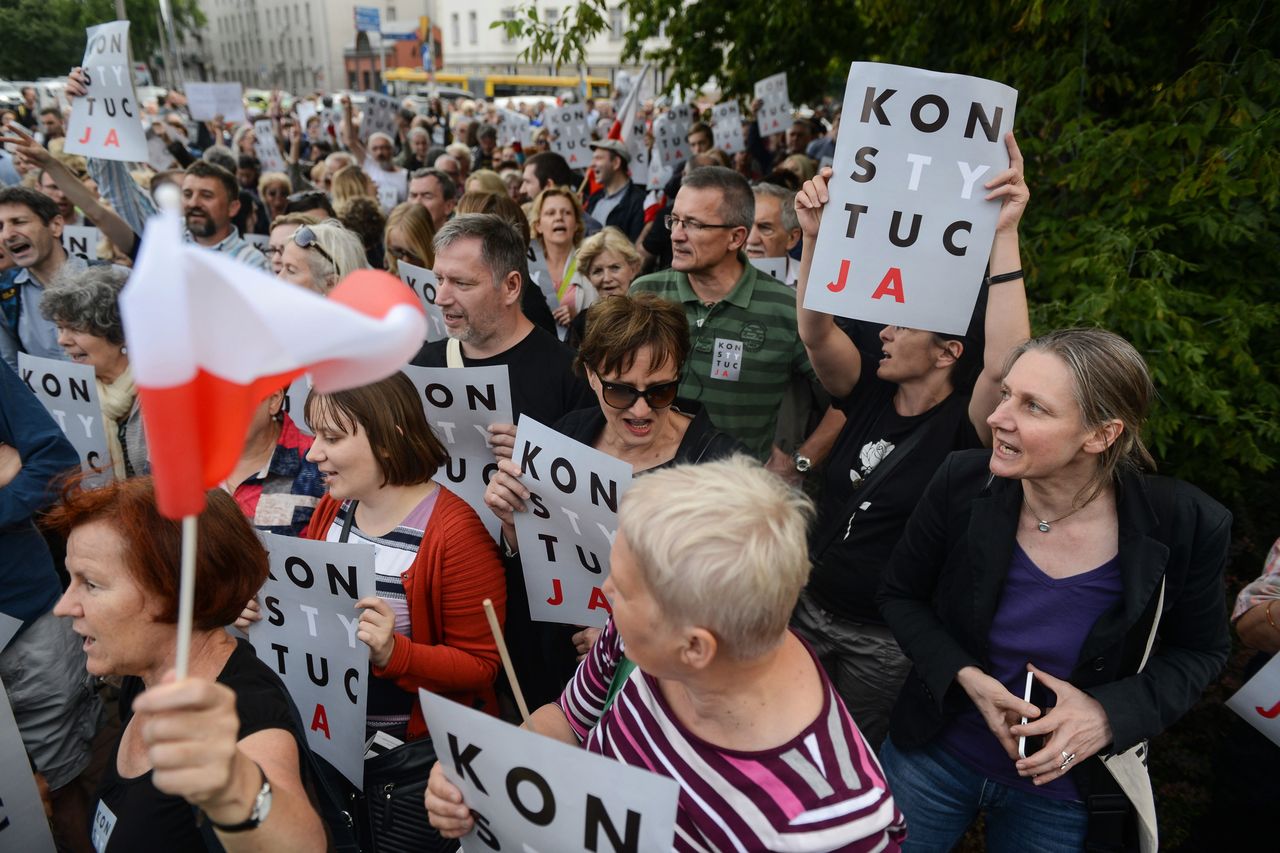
[
  {"xmin": 812, "ymin": 422, "xmax": 930, "ymax": 560},
  {"xmin": 445, "ymin": 337, "xmax": 464, "ymax": 368},
  {"xmin": 338, "ymin": 500, "xmax": 358, "ymax": 543}
]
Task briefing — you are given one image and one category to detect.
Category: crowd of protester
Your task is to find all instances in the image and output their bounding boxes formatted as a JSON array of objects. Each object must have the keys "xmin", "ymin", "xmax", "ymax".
[{"xmin": 0, "ymin": 57, "xmax": 1264, "ymax": 853}]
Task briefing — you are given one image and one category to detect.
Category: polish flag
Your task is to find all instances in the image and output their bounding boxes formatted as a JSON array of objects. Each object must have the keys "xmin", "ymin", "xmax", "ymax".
[{"xmin": 120, "ymin": 207, "xmax": 427, "ymax": 519}]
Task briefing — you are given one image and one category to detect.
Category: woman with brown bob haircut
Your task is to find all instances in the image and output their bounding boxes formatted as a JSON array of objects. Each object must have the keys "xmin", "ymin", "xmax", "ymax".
[
  {"xmin": 484, "ymin": 293, "xmax": 745, "ymax": 661},
  {"xmin": 48, "ymin": 478, "xmax": 326, "ymax": 851},
  {"xmin": 297, "ymin": 371, "xmax": 507, "ymax": 742}
]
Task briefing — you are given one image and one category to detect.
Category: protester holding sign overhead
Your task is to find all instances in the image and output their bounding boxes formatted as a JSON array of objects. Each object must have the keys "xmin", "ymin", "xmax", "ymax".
[
  {"xmin": 40, "ymin": 265, "xmax": 147, "ymax": 478},
  {"xmin": 791, "ymin": 130, "xmax": 1030, "ymax": 750},
  {"xmin": 46, "ymin": 478, "xmax": 326, "ymax": 852},
  {"xmin": 301, "ymin": 371, "xmax": 507, "ymax": 738},
  {"xmin": 430, "ymin": 456, "xmax": 906, "ymax": 852}
]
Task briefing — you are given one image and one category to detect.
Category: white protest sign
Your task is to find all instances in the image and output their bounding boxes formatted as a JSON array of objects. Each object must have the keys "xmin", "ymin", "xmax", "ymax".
[
  {"xmin": 754, "ymin": 72, "xmax": 791, "ymax": 136},
  {"xmin": 652, "ymin": 106, "xmax": 691, "ymax": 170},
  {"xmin": 295, "ymin": 99, "xmax": 318, "ymax": 130},
  {"xmin": 64, "ymin": 21, "xmax": 148, "ymax": 163},
  {"xmin": 749, "ymin": 256, "xmax": 793, "ymax": 286},
  {"xmin": 0, "ymin": 612, "xmax": 20, "ymax": 652},
  {"xmin": 17, "ymin": 353, "xmax": 112, "ymax": 486},
  {"xmin": 804, "ymin": 62, "xmax": 1017, "ymax": 335},
  {"xmin": 0, "ymin": 678, "xmax": 57, "ymax": 853},
  {"xmin": 711, "ymin": 101, "xmax": 745, "ymax": 156},
  {"xmin": 624, "ymin": 117, "xmax": 650, "ymax": 186},
  {"xmin": 496, "ymin": 109, "xmax": 532, "ymax": 149},
  {"xmin": 544, "ymin": 103, "xmax": 592, "ymax": 169},
  {"xmin": 526, "ymin": 240, "xmax": 557, "ymax": 314},
  {"xmin": 1227, "ymin": 650, "xmax": 1280, "ymax": 747},
  {"xmin": 253, "ymin": 119, "xmax": 286, "ymax": 173},
  {"xmin": 395, "ymin": 260, "xmax": 447, "ymax": 342},
  {"xmin": 282, "ymin": 373, "xmax": 313, "ymax": 435},
  {"xmin": 185, "ymin": 81, "xmax": 247, "ymax": 123},
  {"xmin": 645, "ymin": 162, "xmax": 671, "ymax": 192},
  {"xmin": 401, "ymin": 365, "xmax": 513, "ymax": 542},
  {"xmin": 512, "ymin": 417, "xmax": 631, "ymax": 627},
  {"xmin": 360, "ymin": 92, "xmax": 399, "ymax": 143},
  {"xmin": 420, "ymin": 690, "xmax": 679, "ymax": 852},
  {"xmin": 243, "ymin": 232, "xmax": 270, "ymax": 254},
  {"xmin": 61, "ymin": 225, "xmax": 103, "ymax": 261},
  {"xmin": 250, "ymin": 534, "xmax": 376, "ymax": 787}
]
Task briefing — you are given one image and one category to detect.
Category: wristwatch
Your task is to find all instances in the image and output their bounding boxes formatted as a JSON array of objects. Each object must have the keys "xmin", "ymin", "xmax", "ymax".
[
  {"xmin": 792, "ymin": 452, "xmax": 812, "ymax": 475},
  {"xmin": 209, "ymin": 763, "xmax": 272, "ymax": 833}
]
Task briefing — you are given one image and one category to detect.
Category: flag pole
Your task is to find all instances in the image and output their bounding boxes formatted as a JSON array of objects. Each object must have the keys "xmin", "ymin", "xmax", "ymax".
[
  {"xmin": 483, "ymin": 598, "xmax": 531, "ymax": 725},
  {"xmin": 174, "ymin": 515, "xmax": 199, "ymax": 678}
]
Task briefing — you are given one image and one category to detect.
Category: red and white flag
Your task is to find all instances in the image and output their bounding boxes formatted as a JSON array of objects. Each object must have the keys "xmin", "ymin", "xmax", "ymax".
[
  {"xmin": 609, "ymin": 63, "xmax": 651, "ymax": 144},
  {"xmin": 120, "ymin": 209, "xmax": 426, "ymax": 519}
]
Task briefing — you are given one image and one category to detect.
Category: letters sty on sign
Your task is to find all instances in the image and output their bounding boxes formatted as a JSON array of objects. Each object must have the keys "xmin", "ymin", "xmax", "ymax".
[
  {"xmin": 1227, "ymin": 648, "xmax": 1280, "ymax": 747},
  {"xmin": 18, "ymin": 353, "xmax": 113, "ymax": 487},
  {"xmin": 64, "ymin": 21, "xmax": 149, "ymax": 162},
  {"xmin": 250, "ymin": 534, "xmax": 376, "ymax": 788},
  {"xmin": 401, "ymin": 364, "xmax": 514, "ymax": 542},
  {"xmin": 512, "ymin": 417, "xmax": 632, "ymax": 627},
  {"xmin": 545, "ymin": 104, "xmax": 592, "ymax": 168},
  {"xmin": 420, "ymin": 689, "xmax": 679, "ymax": 852},
  {"xmin": 804, "ymin": 62, "xmax": 1017, "ymax": 335}
]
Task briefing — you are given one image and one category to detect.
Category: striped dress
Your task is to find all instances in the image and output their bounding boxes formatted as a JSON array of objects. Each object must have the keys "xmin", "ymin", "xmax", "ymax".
[{"xmin": 560, "ymin": 620, "xmax": 906, "ymax": 852}]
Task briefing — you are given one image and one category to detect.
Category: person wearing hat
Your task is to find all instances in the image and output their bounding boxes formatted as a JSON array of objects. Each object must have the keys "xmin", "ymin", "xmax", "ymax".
[{"xmin": 584, "ymin": 139, "xmax": 646, "ymax": 241}]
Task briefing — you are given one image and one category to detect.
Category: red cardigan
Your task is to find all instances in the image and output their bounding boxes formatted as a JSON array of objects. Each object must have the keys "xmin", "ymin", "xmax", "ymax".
[{"xmin": 304, "ymin": 487, "xmax": 507, "ymax": 740}]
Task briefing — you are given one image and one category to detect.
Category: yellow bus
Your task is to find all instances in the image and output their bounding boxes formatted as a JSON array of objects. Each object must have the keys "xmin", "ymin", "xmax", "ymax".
[{"xmin": 384, "ymin": 69, "xmax": 611, "ymax": 100}]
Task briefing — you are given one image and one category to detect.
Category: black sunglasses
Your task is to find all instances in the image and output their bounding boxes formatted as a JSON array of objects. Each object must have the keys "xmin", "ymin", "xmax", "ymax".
[
  {"xmin": 293, "ymin": 225, "xmax": 335, "ymax": 268},
  {"xmin": 600, "ymin": 380, "xmax": 679, "ymax": 410}
]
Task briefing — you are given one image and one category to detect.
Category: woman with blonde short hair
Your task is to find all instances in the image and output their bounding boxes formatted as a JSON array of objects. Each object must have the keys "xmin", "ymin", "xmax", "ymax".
[
  {"xmin": 431, "ymin": 456, "xmax": 906, "ymax": 851},
  {"xmin": 464, "ymin": 168, "xmax": 507, "ymax": 196},
  {"xmin": 276, "ymin": 218, "xmax": 369, "ymax": 294},
  {"xmin": 566, "ymin": 226, "xmax": 643, "ymax": 347},
  {"xmin": 328, "ymin": 164, "xmax": 375, "ymax": 207},
  {"xmin": 383, "ymin": 202, "xmax": 436, "ymax": 275}
]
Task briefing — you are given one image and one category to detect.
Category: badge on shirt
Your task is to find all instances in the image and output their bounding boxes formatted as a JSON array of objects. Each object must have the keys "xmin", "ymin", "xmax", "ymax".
[
  {"xmin": 92, "ymin": 799, "xmax": 118, "ymax": 853},
  {"xmin": 711, "ymin": 338, "xmax": 744, "ymax": 381}
]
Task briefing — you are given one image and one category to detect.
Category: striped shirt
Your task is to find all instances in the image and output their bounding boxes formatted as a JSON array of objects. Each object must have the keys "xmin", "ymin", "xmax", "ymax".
[
  {"xmin": 631, "ymin": 257, "xmax": 817, "ymax": 460},
  {"xmin": 561, "ymin": 620, "xmax": 905, "ymax": 852},
  {"xmin": 324, "ymin": 491, "xmax": 442, "ymax": 735}
]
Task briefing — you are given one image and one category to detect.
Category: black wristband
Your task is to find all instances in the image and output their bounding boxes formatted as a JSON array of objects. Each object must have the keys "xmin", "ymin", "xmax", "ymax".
[{"xmin": 987, "ymin": 269, "xmax": 1025, "ymax": 285}]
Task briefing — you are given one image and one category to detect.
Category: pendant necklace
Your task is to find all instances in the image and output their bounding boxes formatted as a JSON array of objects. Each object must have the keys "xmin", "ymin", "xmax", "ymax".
[{"xmin": 1023, "ymin": 494, "xmax": 1087, "ymax": 533}]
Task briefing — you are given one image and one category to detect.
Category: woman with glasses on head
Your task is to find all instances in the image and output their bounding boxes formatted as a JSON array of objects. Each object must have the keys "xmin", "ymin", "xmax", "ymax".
[
  {"xmin": 383, "ymin": 202, "xmax": 436, "ymax": 276},
  {"xmin": 276, "ymin": 219, "xmax": 369, "ymax": 294},
  {"xmin": 264, "ymin": 213, "xmax": 319, "ymax": 275},
  {"xmin": 484, "ymin": 292, "xmax": 744, "ymax": 661}
]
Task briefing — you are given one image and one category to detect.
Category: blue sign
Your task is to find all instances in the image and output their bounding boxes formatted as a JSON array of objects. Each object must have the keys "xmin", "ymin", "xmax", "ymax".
[{"xmin": 354, "ymin": 6, "xmax": 381, "ymax": 33}]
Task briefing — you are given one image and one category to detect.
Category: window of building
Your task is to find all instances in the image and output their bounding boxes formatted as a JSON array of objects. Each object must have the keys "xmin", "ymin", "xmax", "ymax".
[
  {"xmin": 500, "ymin": 8, "xmax": 515, "ymax": 44},
  {"xmin": 545, "ymin": 8, "xmax": 559, "ymax": 25},
  {"xmin": 609, "ymin": 7, "xmax": 624, "ymax": 41},
  {"xmin": 450, "ymin": 13, "xmax": 460, "ymax": 46},
  {"xmin": 468, "ymin": 11, "xmax": 478, "ymax": 44}
]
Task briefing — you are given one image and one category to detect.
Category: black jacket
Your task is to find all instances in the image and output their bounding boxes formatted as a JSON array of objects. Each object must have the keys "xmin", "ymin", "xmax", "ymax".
[
  {"xmin": 553, "ymin": 399, "xmax": 745, "ymax": 467},
  {"xmin": 585, "ymin": 181, "xmax": 647, "ymax": 241},
  {"xmin": 877, "ymin": 449, "xmax": 1231, "ymax": 799}
]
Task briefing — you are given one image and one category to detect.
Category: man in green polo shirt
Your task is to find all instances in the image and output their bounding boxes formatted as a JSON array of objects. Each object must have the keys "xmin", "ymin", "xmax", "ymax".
[{"xmin": 631, "ymin": 166, "xmax": 842, "ymax": 475}]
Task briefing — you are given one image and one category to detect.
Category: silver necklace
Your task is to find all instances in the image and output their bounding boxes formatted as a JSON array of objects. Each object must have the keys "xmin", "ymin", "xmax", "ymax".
[{"xmin": 1022, "ymin": 495, "xmax": 1085, "ymax": 533}]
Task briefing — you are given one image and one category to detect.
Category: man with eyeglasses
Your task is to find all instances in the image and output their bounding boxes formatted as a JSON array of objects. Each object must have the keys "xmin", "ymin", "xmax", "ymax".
[{"xmin": 631, "ymin": 166, "xmax": 836, "ymax": 476}]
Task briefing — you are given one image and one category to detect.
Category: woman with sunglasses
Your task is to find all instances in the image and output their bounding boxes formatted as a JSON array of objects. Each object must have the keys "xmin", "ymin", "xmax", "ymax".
[
  {"xmin": 484, "ymin": 293, "xmax": 744, "ymax": 662},
  {"xmin": 277, "ymin": 219, "xmax": 370, "ymax": 294},
  {"xmin": 383, "ymin": 202, "xmax": 436, "ymax": 276}
]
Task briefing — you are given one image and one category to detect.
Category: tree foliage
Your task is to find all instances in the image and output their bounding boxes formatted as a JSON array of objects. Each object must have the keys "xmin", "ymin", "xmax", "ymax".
[
  {"xmin": 503, "ymin": 0, "xmax": 1279, "ymax": 518},
  {"xmin": 0, "ymin": 0, "xmax": 203, "ymax": 80}
]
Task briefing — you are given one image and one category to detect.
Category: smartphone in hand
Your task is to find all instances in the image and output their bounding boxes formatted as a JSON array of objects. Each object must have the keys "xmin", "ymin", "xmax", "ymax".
[{"xmin": 1017, "ymin": 671, "xmax": 1047, "ymax": 759}]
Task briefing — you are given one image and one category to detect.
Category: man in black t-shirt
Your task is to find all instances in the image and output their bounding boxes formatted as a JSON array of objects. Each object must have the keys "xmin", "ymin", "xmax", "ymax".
[
  {"xmin": 789, "ymin": 146, "xmax": 1030, "ymax": 749},
  {"xmin": 411, "ymin": 214, "xmax": 594, "ymax": 709}
]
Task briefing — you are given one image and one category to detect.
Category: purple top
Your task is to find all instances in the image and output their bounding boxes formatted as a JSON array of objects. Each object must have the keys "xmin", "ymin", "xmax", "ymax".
[{"xmin": 937, "ymin": 543, "xmax": 1122, "ymax": 801}]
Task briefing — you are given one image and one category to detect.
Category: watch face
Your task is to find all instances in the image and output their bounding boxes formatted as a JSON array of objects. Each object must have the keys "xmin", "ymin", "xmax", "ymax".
[{"xmin": 794, "ymin": 455, "xmax": 812, "ymax": 473}]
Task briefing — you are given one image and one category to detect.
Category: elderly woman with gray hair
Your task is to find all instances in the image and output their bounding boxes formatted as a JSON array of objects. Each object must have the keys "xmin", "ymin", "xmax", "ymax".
[
  {"xmin": 275, "ymin": 218, "xmax": 370, "ymax": 294},
  {"xmin": 40, "ymin": 265, "xmax": 148, "ymax": 478},
  {"xmin": 430, "ymin": 456, "xmax": 906, "ymax": 852}
]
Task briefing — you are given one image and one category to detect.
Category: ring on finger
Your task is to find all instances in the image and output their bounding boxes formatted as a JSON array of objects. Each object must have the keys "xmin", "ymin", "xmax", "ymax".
[{"xmin": 1059, "ymin": 751, "xmax": 1076, "ymax": 770}]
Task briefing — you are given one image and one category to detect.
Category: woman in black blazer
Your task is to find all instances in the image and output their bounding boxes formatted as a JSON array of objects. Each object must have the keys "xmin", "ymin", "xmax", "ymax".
[{"xmin": 876, "ymin": 327, "xmax": 1231, "ymax": 851}]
